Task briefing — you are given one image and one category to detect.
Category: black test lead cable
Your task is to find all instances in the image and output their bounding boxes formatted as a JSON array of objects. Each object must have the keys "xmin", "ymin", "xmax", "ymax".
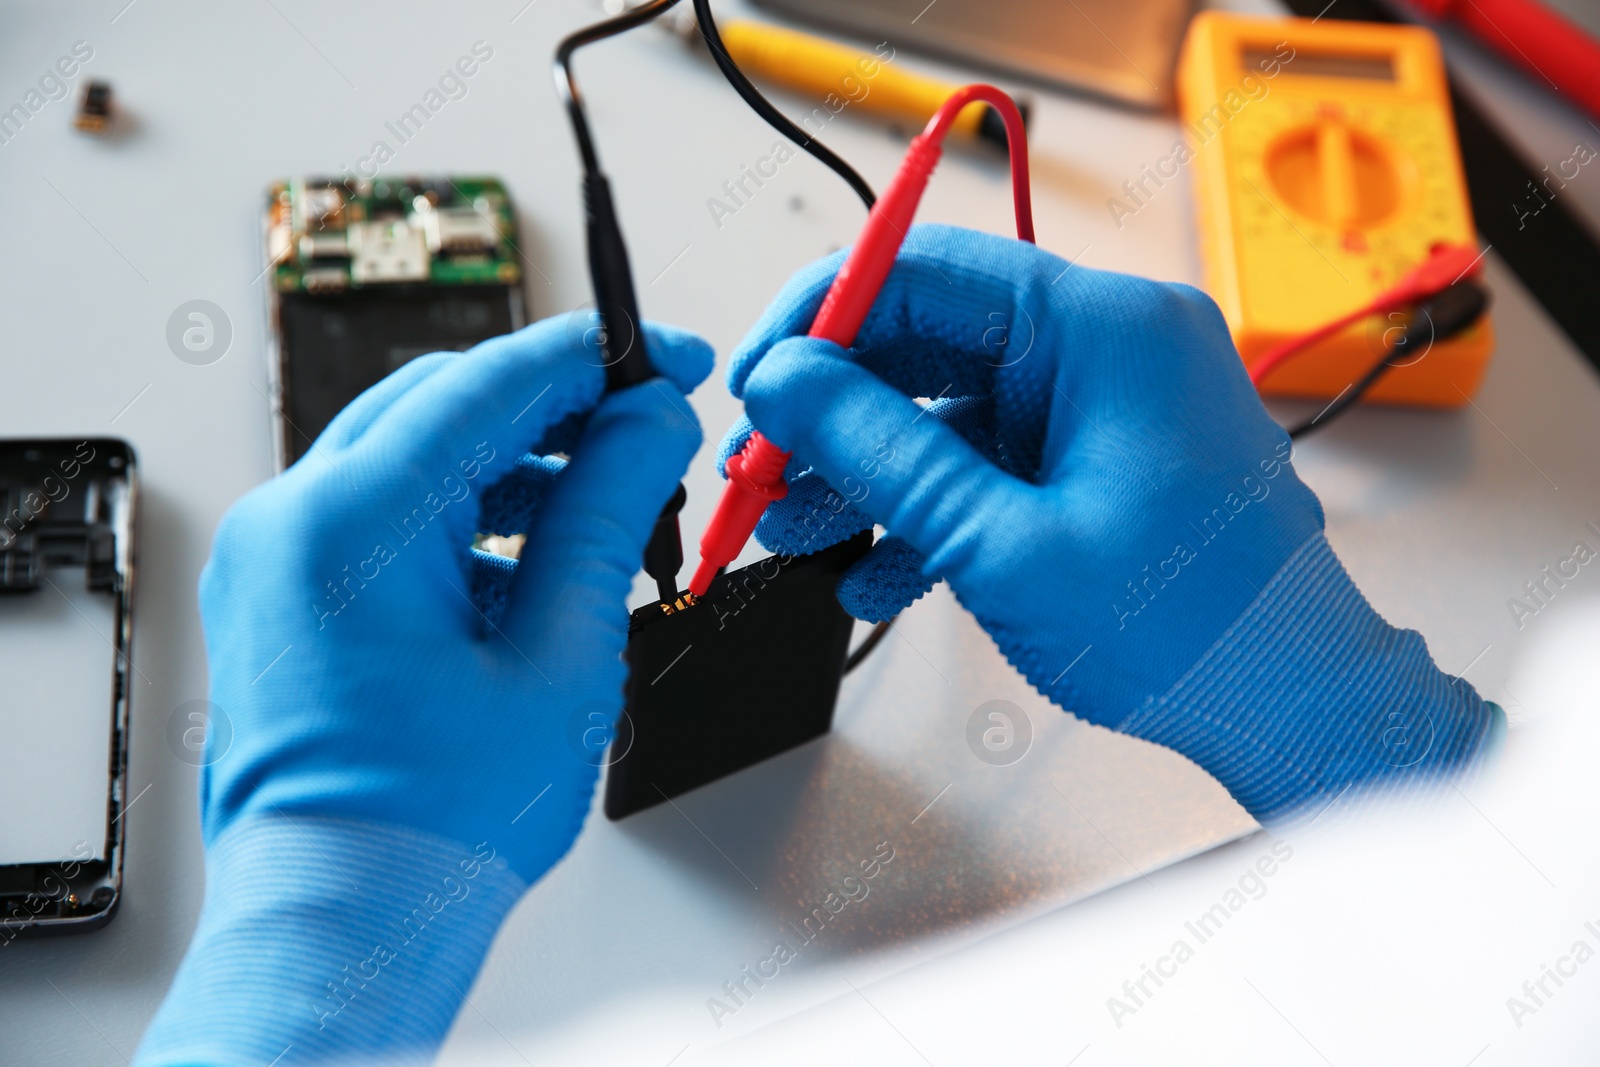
[
  {"xmin": 555, "ymin": 0, "xmax": 690, "ymax": 604},
  {"xmin": 555, "ymin": 0, "xmax": 684, "ymax": 393},
  {"xmin": 1285, "ymin": 281, "xmax": 1489, "ymax": 440},
  {"xmin": 690, "ymin": 0, "xmax": 876, "ymax": 209}
]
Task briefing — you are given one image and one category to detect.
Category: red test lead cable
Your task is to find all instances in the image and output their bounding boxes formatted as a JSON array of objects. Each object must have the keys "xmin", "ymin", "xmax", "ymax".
[
  {"xmin": 688, "ymin": 84, "xmax": 1034, "ymax": 597},
  {"xmin": 1248, "ymin": 242, "xmax": 1485, "ymax": 388}
]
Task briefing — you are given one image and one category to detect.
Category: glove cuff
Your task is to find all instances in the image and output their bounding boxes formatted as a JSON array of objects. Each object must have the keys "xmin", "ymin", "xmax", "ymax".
[
  {"xmin": 134, "ymin": 813, "xmax": 525, "ymax": 1067},
  {"xmin": 1117, "ymin": 532, "xmax": 1497, "ymax": 822}
]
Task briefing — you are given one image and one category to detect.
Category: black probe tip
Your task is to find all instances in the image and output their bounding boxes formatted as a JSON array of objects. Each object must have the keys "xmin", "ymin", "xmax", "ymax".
[{"xmin": 644, "ymin": 483, "xmax": 688, "ymax": 605}]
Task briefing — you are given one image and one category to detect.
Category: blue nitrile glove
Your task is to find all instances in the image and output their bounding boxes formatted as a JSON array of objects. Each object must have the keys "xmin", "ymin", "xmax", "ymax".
[
  {"xmin": 135, "ymin": 318, "xmax": 712, "ymax": 1067},
  {"xmin": 720, "ymin": 223, "xmax": 1498, "ymax": 820}
]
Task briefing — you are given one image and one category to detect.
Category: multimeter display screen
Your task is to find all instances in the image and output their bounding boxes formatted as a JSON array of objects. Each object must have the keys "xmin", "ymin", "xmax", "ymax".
[{"xmin": 1244, "ymin": 49, "xmax": 1395, "ymax": 81}]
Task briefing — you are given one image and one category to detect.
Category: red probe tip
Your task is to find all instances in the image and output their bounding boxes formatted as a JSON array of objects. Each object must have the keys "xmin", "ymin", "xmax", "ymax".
[
  {"xmin": 688, "ymin": 560, "xmax": 720, "ymax": 598},
  {"xmin": 689, "ymin": 432, "xmax": 791, "ymax": 597}
]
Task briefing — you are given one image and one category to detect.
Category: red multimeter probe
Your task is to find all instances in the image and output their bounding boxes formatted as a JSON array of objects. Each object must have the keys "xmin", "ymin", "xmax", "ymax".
[{"xmin": 688, "ymin": 84, "xmax": 1035, "ymax": 597}]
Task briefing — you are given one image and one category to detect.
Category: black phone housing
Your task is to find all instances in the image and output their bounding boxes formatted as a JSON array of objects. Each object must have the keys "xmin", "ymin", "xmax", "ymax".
[{"xmin": 0, "ymin": 439, "xmax": 136, "ymax": 938}]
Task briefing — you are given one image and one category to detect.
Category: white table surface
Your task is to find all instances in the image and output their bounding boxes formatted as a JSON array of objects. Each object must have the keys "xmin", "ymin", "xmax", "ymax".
[{"xmin": 3, "ymin": 0, "xmax": 1599, "ymax": 1064}]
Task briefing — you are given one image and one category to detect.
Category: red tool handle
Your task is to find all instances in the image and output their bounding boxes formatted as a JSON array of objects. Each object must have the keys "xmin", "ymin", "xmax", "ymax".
[
  {"xmin": 688, "ymin": 85, "xmax": 1033, "ymax": 597},
  {"xmin": 1412, "ymin": 0, "xmax": 1600, "ymax": 121}
]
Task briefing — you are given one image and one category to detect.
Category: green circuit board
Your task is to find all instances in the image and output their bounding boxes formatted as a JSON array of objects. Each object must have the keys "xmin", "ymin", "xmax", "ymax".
[{"xmin": 265, "ymin": 175, "xmax": 521, "ymax": 293}]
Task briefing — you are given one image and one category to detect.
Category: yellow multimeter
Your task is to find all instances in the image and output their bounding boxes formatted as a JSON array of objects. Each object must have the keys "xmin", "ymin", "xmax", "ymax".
[{"xmin": 1179, "ymin": 13, "xmax": 1493, "ymax": 406}]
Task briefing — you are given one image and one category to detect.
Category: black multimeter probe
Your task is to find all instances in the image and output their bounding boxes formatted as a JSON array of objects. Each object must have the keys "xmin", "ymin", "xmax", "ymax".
[
  {"xmin": 552, "ymin": 0, "xmax": 879, "ymax": 608},
  {"xmin": 555, "ymin": 0, "xmax": 689, "ymax": 603}
]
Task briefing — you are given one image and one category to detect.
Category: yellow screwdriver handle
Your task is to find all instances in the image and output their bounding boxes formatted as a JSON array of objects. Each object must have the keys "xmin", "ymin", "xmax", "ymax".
[{"xmin": 718, "ymin": 20, "xmax": 988, "ymax": 138}]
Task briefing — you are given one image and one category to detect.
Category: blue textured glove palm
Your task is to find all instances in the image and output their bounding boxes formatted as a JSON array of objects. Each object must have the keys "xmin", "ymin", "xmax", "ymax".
[
  {"xmin": 135, "ymin": 318, "xmax": 712, "ymax": 1066},
  {"xmin": 721, "ymin": 223, "xmax": 1496, "ymax": 819}
]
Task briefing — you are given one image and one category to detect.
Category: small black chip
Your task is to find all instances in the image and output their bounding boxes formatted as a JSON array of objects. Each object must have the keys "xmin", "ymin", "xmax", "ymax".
[{"xmin": 74, "ymin": 81, "xmax": 113, "ymax": 135}]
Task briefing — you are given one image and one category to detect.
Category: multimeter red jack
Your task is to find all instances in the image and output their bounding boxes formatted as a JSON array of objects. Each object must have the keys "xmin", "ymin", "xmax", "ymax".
[{"xmin": 1179, "ymin": 13, "xmax": 1494, "ymax": 407}]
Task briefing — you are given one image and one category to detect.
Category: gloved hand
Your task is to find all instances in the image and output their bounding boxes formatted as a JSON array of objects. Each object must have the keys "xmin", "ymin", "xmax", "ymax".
[
  {"xmin": 721, "ymin": 223, "xmax": 1497, "ymax": 819},
  {"xmin": 136, "ymin": 318, "xmax": 712, "ymax": 1067}
]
